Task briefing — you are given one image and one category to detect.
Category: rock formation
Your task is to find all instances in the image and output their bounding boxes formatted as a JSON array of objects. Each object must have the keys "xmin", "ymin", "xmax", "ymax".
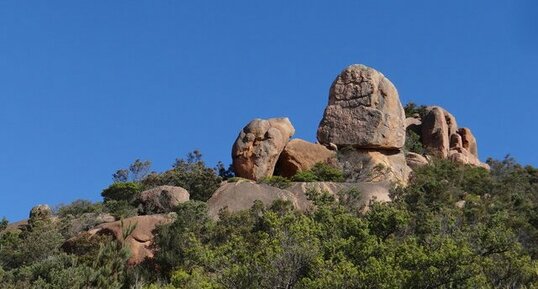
[
  {"xmin": 137, "ymin": 185, "xmax": 189, "ymax": 214},
  {"xmin": 207, "ymin": 179, "xmax": 390, "ymax": 219},
  {"xmin": 316, "ymin": 64, "xmax": 411, "ymax": 185},
  {"xmin": 317, "ymin": 64, "xmax": 406, "ymax": 149},
  {"xmin": 405, "ymin": 152, "xmax": 429, "ymax": 169},
  {"xmin": 412, "ymin": 105, "xmax": 488, "ymax": 169},
  {"xmin": 64, "ymin": 214, "xmax": 174, "ymax": 265},
  {"xmin": 337, "ymin": 148, "xmax": 411, "ymax": 184},
  {"xmin": 232, "ymin": 117, "xmax": 295, "ymax": 181},
  {"xmin": 228, "ymin": 64, "xmax": 489, "ymax": 192},
  {"xmin": 275, "ymin": 139, "xmax": 337, "ymax": 177}
]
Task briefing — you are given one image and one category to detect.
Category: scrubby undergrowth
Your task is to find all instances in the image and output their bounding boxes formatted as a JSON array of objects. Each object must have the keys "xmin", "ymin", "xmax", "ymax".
[{"xmin": 1, "ymin": 154, "xmax": 537, "ymax": 288}]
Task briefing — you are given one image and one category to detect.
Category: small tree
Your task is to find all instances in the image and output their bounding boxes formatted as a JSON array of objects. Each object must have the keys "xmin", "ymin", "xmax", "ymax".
[
  {"xmin": 112, "ymin": 159, "xmax": 152, "ymax": 183},
  {"xmin": 143, "ymin": 151, "xmax": 222, "ymax": 202}
]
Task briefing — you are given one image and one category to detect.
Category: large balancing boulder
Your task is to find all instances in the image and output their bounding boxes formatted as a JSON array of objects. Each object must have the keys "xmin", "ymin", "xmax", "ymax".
[{"xmin": 317, "ymin": 64, "xmax": 406, "ymax": 149}]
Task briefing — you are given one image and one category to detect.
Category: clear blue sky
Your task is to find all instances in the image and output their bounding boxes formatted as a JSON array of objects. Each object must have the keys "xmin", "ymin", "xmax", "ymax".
[{"xmin": 1, "ymin": 1, "xmax": 537, "ymax": 221}]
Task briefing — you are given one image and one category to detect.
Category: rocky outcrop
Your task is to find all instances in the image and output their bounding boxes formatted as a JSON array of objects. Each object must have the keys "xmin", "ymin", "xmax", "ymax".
[
  {"xmin": 315, "ymin": 64, "xmax": 410, "ymax": 185},
  {"xmin": 421, "ymin": 107, "xmax": 450, "ymax": 158},
  {"xmin": 137, "ymin": 185, "xmax": 189, "ymax": 214},
  {"xmin": 317, "ymin": 64, "xmax": 406, "ymax": 149},
  {"xmin": 414, "ymin": 106, "xmax": 488, "ymax": 169},
  {"xmin": 227, "ymin": 64, "xmax": 489, "ymax": 192},
  {"xmin": 275, "ymin": 139, "xmax": 337, "ymax": 177},
  {"xmin": 65, "ymin": 214, "xmax": 174, "ymax": 265},
  {"xmin": 337, "ymin": 148, "xmax": 411, "ymax": 185},
  {"xmin": 458, "ymin": 128, "xmax": 478, "ymax": 157},
  {"xmin": 232, "ymin": 118, "xmax": 295, "ymax": 181},
  {"xmin": 207, "ymin": 180, "xmax": 390, "ymax": 219},
  {"xmin": 207, "ymin": 181, "xmax": 297, "ymax": 219}
]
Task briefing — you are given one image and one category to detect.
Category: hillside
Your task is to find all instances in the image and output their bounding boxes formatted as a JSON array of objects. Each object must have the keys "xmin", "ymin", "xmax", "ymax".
[{"xmin": 1, "ymin": 65, "xmax": 537, "ymax": 289}]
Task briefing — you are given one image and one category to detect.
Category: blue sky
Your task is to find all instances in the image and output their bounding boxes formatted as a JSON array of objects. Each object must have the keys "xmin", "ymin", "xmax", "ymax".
[{"xmin": 1, "ymin": 1, "xmax": 537, "ymax": 221}]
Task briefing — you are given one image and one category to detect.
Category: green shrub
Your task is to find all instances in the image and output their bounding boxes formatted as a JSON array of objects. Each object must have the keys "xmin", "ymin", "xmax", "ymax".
[
  {"xmin": 292, "ymin": 162, "xmax": 344, "ymax": 182},
  {"xmin": 310, "ymin": 162, "xmax": 344, "ymax": 182},
  {"xmin": 259, "ymin": 176, "xmax": 292, "ymax": 189},
  {"xmin": 0, "ymin": 217, "xmax": 7, "ymax": 232},
  {"xmin": 56, "ymin": 199, "xmax": 104, "ymax": 218},
  {"xmin": 103, "ymin": 200, "xmax": 138, "ymax": 219},
  {"xmin": 227, "ymin": 176, "xmax": 249, "ymax": 183},
  {"xmin": 141, "ymin": 151, "xmax": 222, "ymax": 202},
  {"xmin": 101, "ymin": 182, "xmax": 142, "ymax": 203},
  {"xmin": 291, "ymin": 170, "xmax": 318, "ymax": 182},
  {"xmin": 404, "ymin": 130, "xmax": 425, "ymax": 154},
  {"xmin": 404, "ymin": 102, "xmax": 428, "ymax": 118}
]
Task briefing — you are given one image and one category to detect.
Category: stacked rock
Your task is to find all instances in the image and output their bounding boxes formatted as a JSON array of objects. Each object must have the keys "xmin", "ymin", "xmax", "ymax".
[
  {"xmin": 419, "ymin": 106, "xmax": 488, "ymax": 169},
  {"xmin": 316, "ymin": 64, "xmax": 411, "ymax": 185},
  {"xmin": 231, "ymin": 64, "xmax": 488, "ymax": 185}
]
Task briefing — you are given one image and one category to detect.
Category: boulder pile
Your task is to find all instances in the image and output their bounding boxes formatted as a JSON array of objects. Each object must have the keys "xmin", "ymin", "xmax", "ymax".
[
  {"xmin": 231, "ymin": 64, "xmax": 489, "ymax": 184},
  {"xmin": 406, "ymin": 106, "xmax": 489, "ymax": 169}
]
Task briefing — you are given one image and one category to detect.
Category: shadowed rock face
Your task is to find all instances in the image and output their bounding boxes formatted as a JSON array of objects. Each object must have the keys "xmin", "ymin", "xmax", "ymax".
[
  {"xmin": 458, "ymin": 128, "xmax": 478, "ymax": 157},
  {"xmin": 232, "ymin": 117, "xmax": 295, "ymax": 181},
  {"xmin": 421, "ymin": 107, "xmax": 450, "ymax": 158},
  {"xmin": 207, "ymin": 180, "xmax": 391, "ymax": 219},
  {"xmin": 317, "ymin": 64, "xmax": 406, "ymax": 150},
  {"xmin": 275, "ymin": 139, "xmax": 337, "ymax": 178},
  {"xmin": 417, "ymin": 106, "xmax": 488, "ymax": 169}
]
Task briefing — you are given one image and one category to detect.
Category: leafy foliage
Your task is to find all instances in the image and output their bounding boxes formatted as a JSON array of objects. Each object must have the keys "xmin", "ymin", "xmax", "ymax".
[
  {"xmin": 404, "ymin": 129, "xmax": 425, "ymax": 154},
  {"xmin": 404, "ymin": 102, "xmax": 428, "ymax": 119},
  {"xmin": 258, "ymin": 175, "xmax": 293, "ymax": 189},
  {"xmin": 113, "ymin": 159, "xmax": 152, "ymax": 183},
  {"xmin": 292, "ymin": 162, "xmax": 345, "ymax": 182},
  {"xmin": 141, "ymin": 150, "xmax": 223, "ymax": 202},
  {"xmin": 55, "ymin": 199, "xmax": 104, "ymax": 218},
  {"xmin": 1, "ymin": 155, "xmax": 537, "ymax": 288},
  {"xmin": 101, "ymin": 182, "xmax": 142, "ymax": 203}
]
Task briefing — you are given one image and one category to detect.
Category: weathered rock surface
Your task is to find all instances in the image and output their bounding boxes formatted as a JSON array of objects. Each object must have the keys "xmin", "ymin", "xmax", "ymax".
[
  {"xmin": 458, "ymin": 128, "xmax": 478, "ymax": 157},
  {"xmin": 417, "ymin": 105, "xmax": 487, "ymax": 169},
  {"xmin": 449, "ymin": 149, "xmax": 490, "ymax": 170},
  {"xmin": 207, "ymin": 180, "xmax": 390, "ymax": 219},
  {"xmin": 275, "ymin": 139, "xmax": 337, "ymax": 177},
  {"xmin": 137, "ymin": 185, "xmax": 189, "ymax": 214},
  {"xmin": 232, "ymin": 117, "xmax": 295, "ymax": 181},
  {"xmin": 405, "ymin": 117, "xmax": 422, "ymax": 129},
  {"xmin": 65, "ymin": 214, "xmax": 174, "ymax": 265},
  {"xmin": 405, "ymin": 152, "xmax": 429, "ymax": 169},
  {"xmin": 421, "ymin": 107, "xmax": 450, "ymax": 158},
  {"xmin": 317, "ymin": 64, "xmax": 406, "ymax": 149},
  {"xmin": 337, "ymin": 148, "xmax": 411, "ymax": 185},
  {"xmin": 207, "ymin": 181, "xmax": 297, "ymax": 219}
]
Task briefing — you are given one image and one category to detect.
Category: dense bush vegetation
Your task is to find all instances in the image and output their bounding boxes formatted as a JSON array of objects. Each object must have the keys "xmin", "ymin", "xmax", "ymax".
[
  {"xmin": 141, "ymin": 150, "xmax": 223, "ymax": 202},
  {"xmin": 147, "ymin": 157, "xmax": 538, "ymax": 288},
  {"xmin": 1, "ymin": 154, "xmax": 537, "ymax": 288}
]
